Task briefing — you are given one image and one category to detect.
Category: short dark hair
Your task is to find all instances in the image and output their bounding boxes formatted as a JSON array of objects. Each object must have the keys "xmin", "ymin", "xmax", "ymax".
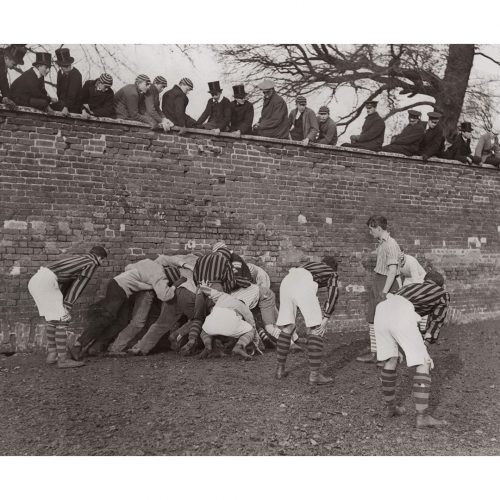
[
  {"xmin": 424, "ymin": 270, "xmax": 444, "ymax": 287},
  {"xmin": 322, "ymin": 256, "xmax": 338, "ymax": 271},
  {"xmin": 366, "ymin": 215, "xmax": 388, "ymax": 230},
  {"xmin": 89, "ymin": 245, "xmax": 108, "ymax": 259}
]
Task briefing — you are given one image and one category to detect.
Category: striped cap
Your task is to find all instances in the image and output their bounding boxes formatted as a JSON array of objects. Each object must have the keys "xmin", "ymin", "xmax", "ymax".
[
  {"xmin": 179, "ymin": 77, "xmax": 194, "ymax": 89},
  {"xmin": 296, "ymin": 96, "xmax": 307, "ymax": 105},
  {"xmin": 154, "ymin": 75, "xmax": 168, "ymax": 86},
  {"xmin": 135, "ymin": 74, "xmax": 151, "ymax": 84},
  {"xmin": 212, "ymin": 241, "xmax": 227, "ymax": 253},
  {"xmin": 98, "ymin": 73, "xmax": 113, "ymax": 86},
  {"xmin": 318, "ymin": 106, "xmax": 330, "ymax": 114}
]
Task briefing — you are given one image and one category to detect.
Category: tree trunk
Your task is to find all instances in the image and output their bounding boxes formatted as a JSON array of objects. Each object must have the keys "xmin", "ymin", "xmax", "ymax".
[{"xmin": 434, "ymin": 44, "xmax": 475, "ymax": 139}]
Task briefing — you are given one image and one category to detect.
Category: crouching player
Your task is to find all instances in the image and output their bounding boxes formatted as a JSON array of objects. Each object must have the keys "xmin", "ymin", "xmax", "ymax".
[
  {"xmin": 275, "ymin": 257, "xmax": 339, "ymax": 385},
  {"xmin": 374, "ymin": 270, "xmax": 450, "ymax": 428}
]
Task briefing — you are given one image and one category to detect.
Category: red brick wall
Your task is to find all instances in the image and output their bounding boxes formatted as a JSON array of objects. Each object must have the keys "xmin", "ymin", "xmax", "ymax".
[{"xmin": 1, "ymin": 106, "xmax": 500, "ymax": 350}]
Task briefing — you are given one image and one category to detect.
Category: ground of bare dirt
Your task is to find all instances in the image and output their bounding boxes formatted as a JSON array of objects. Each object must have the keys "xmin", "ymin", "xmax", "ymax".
[{"xmin": 1, "ymin": 320, "xmax": 499, "ymax": 456}]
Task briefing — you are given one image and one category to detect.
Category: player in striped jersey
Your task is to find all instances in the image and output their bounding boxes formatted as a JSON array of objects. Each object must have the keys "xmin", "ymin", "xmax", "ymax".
[
  {"xmin": 28, "ymin": 246, "xmax": 107, "ymax": 368},
  {"xmin": 374, "ymin": 270, "xmax": 450, "ymax": 428},
  {"xmin": 275, "ymin": 257, "xmax": 339, "ymax": 385},
  {"xmin": 181, "ymin": 243, "xmax": 245, "ymax": 356}
]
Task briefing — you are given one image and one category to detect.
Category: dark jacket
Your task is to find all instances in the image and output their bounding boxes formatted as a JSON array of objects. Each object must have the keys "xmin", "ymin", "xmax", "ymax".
[
  {"xmin": 10, "ymin": 67, "xmax": 51, "ymax": 110},
  {"xmin": 256, "ymin": 91, "xmax": 289, "ymax": 139},
  {"xmin": 289, "ymin": 107, "xmax": 319, "ymax": 141},
  {"xmin": 197, "ymin": 96, "xmax": 231, "ymax": 130},
  {"xmin": 81, "ymin": 79, "xmax": 115, "ymax": 118},
  {"xmin": 0, "ymin": 50, "xmax": 11, "ymax": 99},
  {"xmin": 229, "ymin": 100, "xmax": 254, "ymax": 134},
  {"xmin": 56, "ymin": 67, "xmax": 82, "ymax": 113},
  {"xmin": 143, "ymin": 84, "xmax": 165, "ymax": 125},
  {"xmin": 382, "ymin": 121, "xmax": 426, "ymax": 155},
  {"xmin": 114, "ymin": 83, "xmax": 155, "ymax": 126},
  {"xmin": 355, "ymin": 112, "xmax": 385, "ymax": 151},
  {"xmin": 442, "ymin": 134, "xmax": 471, "ymax": 163},
  {"xmin": 161, "ymin": 85, "xmax": 196, "ymax": 127},
  {"xmin": 419, "ymin": 122, "xmax": 445, "ymax": 160},
  {"xmin": 316, "ymin": 117, "xmax": 338, "ymax": 145}
]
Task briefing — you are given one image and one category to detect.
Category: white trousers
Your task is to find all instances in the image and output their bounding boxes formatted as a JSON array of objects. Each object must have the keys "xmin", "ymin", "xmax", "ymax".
[
  {"xmin": 374, "ymin": 294, "xmax": 430, "ymax": 367},
  {"xmin": 276, "ymin": 267, "xmax": 322, "ymax": 328},
  {"xmin": 28, "ymin": 267, "xmax": 66, "ymax": 321},
  {"xmin": 203, "ymin": 307, "xmax": 253, "ymax": 338}
]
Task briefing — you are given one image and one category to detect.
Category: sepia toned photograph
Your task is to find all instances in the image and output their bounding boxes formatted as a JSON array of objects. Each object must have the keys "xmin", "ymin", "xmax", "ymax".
[{"xmin": 1, "ymin": 2, "xmax": 499, "ymax": 499}]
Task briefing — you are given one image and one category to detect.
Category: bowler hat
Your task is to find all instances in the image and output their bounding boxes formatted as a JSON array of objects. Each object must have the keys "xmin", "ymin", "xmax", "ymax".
[
  {"xmin": 208, "ymin": 81, "xmax": 223, "ymax": 94},
  {"xmin": 427, "ymin": 111, "xmax": 442, "ymax": 120},
  {"xmin": 55, "ymin": 48, "xmax": 74, "ymax": 66},
  {"xmin": 257, "ymin": 79, "xmax": 275, "ymax": 91},
  {"xmin": 408, "ymin": 110, "xmax": 421, "ymax": 118},
  {"xmin": 365, "ymin": 100, "xmax": 378, "ymax": 107},
  {"xmin": 459, "ymin": 121, "xmax": 473, "ymax": 132},
  {"xmin": 5, "ymin": 44, "xmax": 27, "ymax": 66},
  {"xmin": 32, "ymin": 52, "xmax": 52, "ymax": 67},
  {"xmin": 232, "ymin": 84, "xmax": 247, "ymax": 99}
]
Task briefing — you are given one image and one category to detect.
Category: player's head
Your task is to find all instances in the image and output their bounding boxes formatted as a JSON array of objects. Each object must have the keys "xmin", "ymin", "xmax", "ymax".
[
  {"xmin": 322, "ymin": 256, "xmax": 338, "ymax": 271},
  {"xmin": 424, "ymin": 270, "xmax": 445, "ymax": 287}
]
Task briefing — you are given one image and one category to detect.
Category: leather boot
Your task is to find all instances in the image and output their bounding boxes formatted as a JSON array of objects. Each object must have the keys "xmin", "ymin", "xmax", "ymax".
[
  {"xmin": 275, "ymin": 364, "xmax": 289, "ymax": 379},
  {"xmin": 309, "ymin": 371, "xmax": 334, "ymax": 386},
  {"xmin": 416, "ymin": 413, "xmax": 447, "ymax": 429},
  {"xmin": 232, "ymin": 344, "xmax": 252, "ymax": 360},
  {"xmin": 385, "ymin": 405, "xmax": 405, "ymax": 418},
  {"xmin": 46, "ymin": 351, "xmax": 58, "ymax": 365}
]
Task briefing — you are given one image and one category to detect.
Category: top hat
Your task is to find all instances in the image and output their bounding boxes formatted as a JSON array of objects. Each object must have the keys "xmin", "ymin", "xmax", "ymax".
[
  {"xmin": 208, "ymin": 81, "xmax": 222, "ymax": 94},
  {"xmin": 408, "ymin": 110, "xmax": 421, "ymax": 118},
  {"xmin": 32, "ymin": 52, "xmax": 52, "ymax": 67},
  {"xmin": 55, "ymin": 48, "xmax": 74, "ymax": 66},
  {"xmin": 5, "ymin": 44, "xmax": 27, "ymax": 66},
  {"xmin": 459, "ymin": 121, "xmax": 473, "ymax": 132},
  {"xmin": 232, "ymin": 84, "xmax": 247, "ymax": 99}
]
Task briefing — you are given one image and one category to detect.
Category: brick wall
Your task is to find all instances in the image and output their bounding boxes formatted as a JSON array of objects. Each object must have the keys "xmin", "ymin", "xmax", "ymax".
[{"xmin": 1, "ymin": 105, "xmax": 500, "ymax": 351}]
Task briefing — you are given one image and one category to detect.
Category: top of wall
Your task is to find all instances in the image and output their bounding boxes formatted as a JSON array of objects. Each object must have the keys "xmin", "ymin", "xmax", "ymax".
[{"xmin": 1, "ymin": 104, "xmax": 498, "ymax": 174}]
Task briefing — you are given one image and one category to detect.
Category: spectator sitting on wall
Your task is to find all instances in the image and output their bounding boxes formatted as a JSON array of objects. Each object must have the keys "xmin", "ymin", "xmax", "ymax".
[
  {"xmin": 50, "ymin": 48, "xmax": 82, "ymax": 116},
  {"xmin": 442, "ymin": 121, "xmax": 474, "ymax": 165},
  {"xmin": 81, "ymin": 73, "xmax": 115, "ymax": 118},
  {"xmin": 342, "ymin": 100, "xmax": 385, "ymax": 152},
  {"xmin": 196, "ymin": 81, "xmax": 231, "ymax": 134},
  {"xmin": 314, "ymin": 106, "xmax": 338, "ymax": 146},
  {"xmin": 143, "ymin": 75, "xmax": 174, "ymax": 132},
  {"xmin": 381, "ymin": 110, "xmax": 425, "ymax": 156},
  {"xmin": 228, "ymin": 84, "xmax": 254, "ymax": 137},
  {"xmin": 419, "ymin": 111, "xmax": 445, "ymax": 161},
  {"xmin": 114, "ymin": 74, "xmax": 156, "ymax": 127},
  {"xmin": 161, "ymin": 77, "xmax": 197, "ymax": 129},
  {"xmin": 252, "ymin": 79, "xmax": 289, "ymax": 139},
  {"xmin": 0, "ymin": 44, "xmax": 27, "ymax": 109},
  {"xmin": 472, "ymin": 119, "xmax": 500, "ymax": 168},
  {"xmin": 289, "ymin": 96, "xmax": 319, "ymax": 146},
  {"xmin": 10, "ymin": 52, "xmax": 55, "ymax": 111}
]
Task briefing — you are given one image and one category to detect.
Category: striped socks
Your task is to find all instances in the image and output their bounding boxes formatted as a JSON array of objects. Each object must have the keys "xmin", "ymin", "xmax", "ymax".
[
  {"xmin": 276, "ymin": 328, "xmax": 294, "ymax": 365},
  {"xmin": 55, "ymin": 324, "xmax": 68, "ymax": 360},
  {"xmin": 380, "ymin": 368, "xmax": 397, "ymax": 407},
  {"xmin": 369, "ymin": 323, "xmax": 376, "ymax": 353},
  {"xmin": 307, "ymin": 335, "xmax": 323, "ymax": 372},
  {"xmin": 46, "ymin": 321, "xmax": 57, "ymax": 354},
  {"xmin": 188, "ymin": 319, "xmax": 203, "ymax": 342},
  {"xmin": 413, "ymin": 373, "xmax": 431, "ymax": 414}
]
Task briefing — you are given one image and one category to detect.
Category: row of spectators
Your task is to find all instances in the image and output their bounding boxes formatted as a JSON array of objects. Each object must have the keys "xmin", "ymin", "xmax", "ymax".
[{"xmin": 1, "ymin": 45, "xmax": 499, "ymax": 166}]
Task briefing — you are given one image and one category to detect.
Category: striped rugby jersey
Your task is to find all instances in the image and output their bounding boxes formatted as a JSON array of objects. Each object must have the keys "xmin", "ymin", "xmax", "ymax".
[
  {"xmin": 301, "ymin": 262, "xmax": 339, "ymax": 317},
  {"xmin": 396, "ymin": 280, "xmax": 450, "ymax": 342},
  {"xmin": 46, "ymin": 253, "xmax": 101, "ymax": 308},
  {"xmin": 193, "ymin": 252, "xmax": 237, "ymax": 293}
]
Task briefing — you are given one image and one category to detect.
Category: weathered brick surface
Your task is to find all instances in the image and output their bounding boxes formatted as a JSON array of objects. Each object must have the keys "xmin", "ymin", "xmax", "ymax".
[{"xmin": 1, "ymin": 106, "xmax": 500, "ymax": 351}]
